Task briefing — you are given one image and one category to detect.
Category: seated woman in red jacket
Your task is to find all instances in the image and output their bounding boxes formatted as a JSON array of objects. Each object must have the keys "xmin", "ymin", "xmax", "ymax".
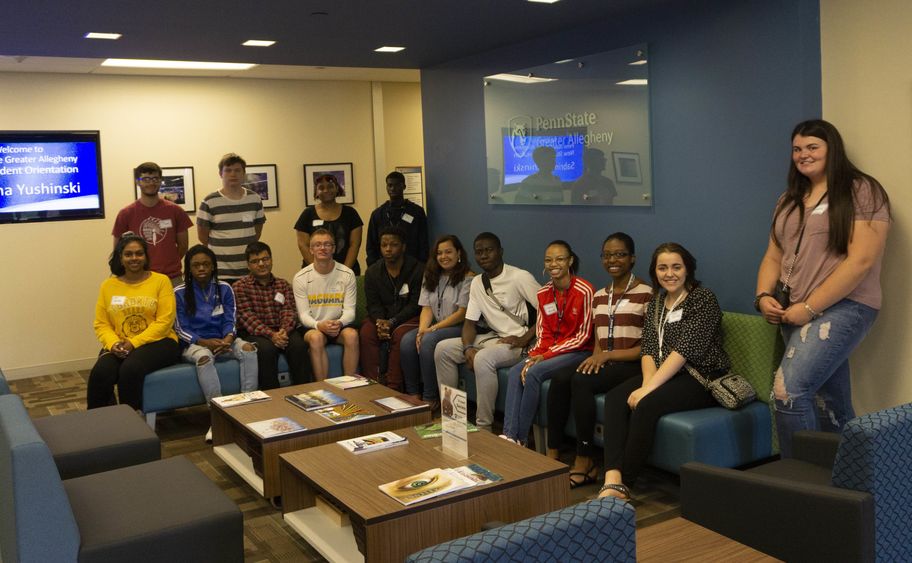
[{"xmin": 500, "ymin": 240, "xmax": 594, "ymax": 445}]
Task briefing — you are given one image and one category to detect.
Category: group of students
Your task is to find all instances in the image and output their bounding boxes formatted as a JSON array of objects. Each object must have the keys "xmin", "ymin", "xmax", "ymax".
[{"xmin": 89, "ymin": 118, "xmax": 891, "ymax": 502}]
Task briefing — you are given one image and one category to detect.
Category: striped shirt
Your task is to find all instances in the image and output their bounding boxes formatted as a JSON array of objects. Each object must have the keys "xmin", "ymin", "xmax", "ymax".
[
  {"xmin": 196, "ymin": 189, "xmax": 266, "ymax": 281},
  {"xmin": 591, "ymin": 279, "xmax": 652, "ymax": 352}
]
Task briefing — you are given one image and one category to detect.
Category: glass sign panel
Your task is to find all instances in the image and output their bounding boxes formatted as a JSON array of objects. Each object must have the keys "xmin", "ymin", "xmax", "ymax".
[{"xmin": 483, "ymin": 44, "xmax": 651, "ymax": 206}]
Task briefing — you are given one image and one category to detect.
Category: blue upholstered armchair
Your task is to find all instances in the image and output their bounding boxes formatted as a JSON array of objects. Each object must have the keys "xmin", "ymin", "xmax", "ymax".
[
  {"xmin": 681, "ymin": 402, "xmax": 912, "ymax": 562},
  {"xmin": 406, "ymin": 497, "xmax": 636, "ymax": 562}
]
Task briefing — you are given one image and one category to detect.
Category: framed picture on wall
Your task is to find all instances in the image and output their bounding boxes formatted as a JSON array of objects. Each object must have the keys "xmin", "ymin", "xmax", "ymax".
[
  {"xmin": 136, "ymin": 166, "xmax": 196, "ymax": 213},
  {"xmin": 303, "ymin": 162, "xmax": 354, "ymax": 206},
  {"xmin": 611, "ymin": 152, "xmax": 642, "ymax": 184},
  {"xmin": 245, "ymin": 164, "xmax": 279, "ymax": 209}
]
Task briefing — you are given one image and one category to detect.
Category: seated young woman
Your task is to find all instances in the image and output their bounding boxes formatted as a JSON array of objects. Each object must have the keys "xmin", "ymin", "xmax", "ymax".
[
  {"xmin": 597, "ymin": 242, "xmax": 730, "ymax": 501},
  {"xmin": 545, "ymin": 233, "xmax": 653, "ymax": 488},
  {"xmin": 500, "ymin": 240, "xmax": 594, "ymax": 445},
  {"xmin": 88, "ymin": 233, "xmax": 181, "ymax": 411},
  {"xmin": 175, "ymin": 245, "xmax": 258, "ymax": 440},
  {"xmin": 400, "ymin": 235, "xmax": 474, "ymax": 407}
]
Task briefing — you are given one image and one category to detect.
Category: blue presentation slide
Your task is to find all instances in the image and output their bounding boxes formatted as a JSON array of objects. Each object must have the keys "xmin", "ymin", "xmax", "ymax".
[
  {"xmin": 502, "ymin": 134, "xmax": 585, "ymax": 185},
  {"xmin": 0, "ymin": 141, "xmax": 101, "ymax": 212}
]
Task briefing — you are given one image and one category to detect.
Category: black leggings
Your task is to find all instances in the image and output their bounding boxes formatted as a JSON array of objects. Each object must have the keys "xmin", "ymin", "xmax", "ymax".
[
  {"xmin": 87, "ymin": 338, "xmax": 180, "ymax": 410},
  {"xmin": 546, "ymin": 361, "xmax": 641, "ymax": 454},
  {"xmin": 602, "ymin": 371, "xmax": 715, "ymax": 486}
]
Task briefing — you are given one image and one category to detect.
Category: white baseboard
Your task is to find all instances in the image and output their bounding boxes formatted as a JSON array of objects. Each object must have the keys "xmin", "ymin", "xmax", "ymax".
[{"xmin": 3, "ymin": 358, "xmax": 96, "ymax": 380}]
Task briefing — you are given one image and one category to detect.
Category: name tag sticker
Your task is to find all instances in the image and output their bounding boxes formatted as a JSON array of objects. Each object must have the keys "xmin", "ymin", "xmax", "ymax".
[
  {"xmin": 110, "ymin": 296, "xmax": 126, "ymax": 306},
  {"xmin": 212, "ymin": 305, "xmax": 224, "ymax": 316},
  {"xmin": 402, "ymin": 213, "xmax": 414, "ymax": 224},
  {"xmin": 159, "ymin": 219, "xmax": 173, "ymax": 228},
  {"xmin": 312, "ymin": 219, "xmax": 325, "ymax": 226},
  {"xmin": 811, "ymin": 203, "xmax": 828, "ymax": 215},
  {"xmin": 399, "ymin": 284, "xmax": 410, "ymax": 296},
  {"xmin": 617, "ymin": 298, "xmax": 631, "ymax": 309},
  {"xmin": 543, "ymin": 302, "xmax": 558, "ymax": 315},
  {"xmin": 274, "ymin": 292, "xmax": 285, "ymax": 304},
  {"xmin": 667, "ymin": 309, "xmax": 683, "ymax": 323}
]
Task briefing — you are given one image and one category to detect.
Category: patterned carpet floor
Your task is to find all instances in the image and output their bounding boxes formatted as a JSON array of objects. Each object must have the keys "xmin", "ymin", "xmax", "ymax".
[{"xmin": 10, "ymin": 371, "xmax": 682, "ymax": 561}]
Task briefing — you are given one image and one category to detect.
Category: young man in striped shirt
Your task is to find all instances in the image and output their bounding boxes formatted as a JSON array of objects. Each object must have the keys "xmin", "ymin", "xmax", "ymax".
[{"xmin": 196, "ymin": 153, "xmax": 266, "ymax": 282}]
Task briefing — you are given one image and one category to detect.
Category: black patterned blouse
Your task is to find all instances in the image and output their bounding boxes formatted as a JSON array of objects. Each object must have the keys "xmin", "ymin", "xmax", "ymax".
[{"xmin": 641, "ymin": 285, "xmax": 730, "ymax": 378}]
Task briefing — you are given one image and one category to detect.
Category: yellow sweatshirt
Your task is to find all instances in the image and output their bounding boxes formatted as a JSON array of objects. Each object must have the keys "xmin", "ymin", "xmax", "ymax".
[{"xmin": 93, "ymin": 272, "xmax": 178, "ymax": 350}]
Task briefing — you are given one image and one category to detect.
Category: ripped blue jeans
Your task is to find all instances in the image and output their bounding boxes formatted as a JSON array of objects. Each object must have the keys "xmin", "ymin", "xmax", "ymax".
[{"xmin": 773, "ymin": 298, "xmax": 877, "ymax": 457}]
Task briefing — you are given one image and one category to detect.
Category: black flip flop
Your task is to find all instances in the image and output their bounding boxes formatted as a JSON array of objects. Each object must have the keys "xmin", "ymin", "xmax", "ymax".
[{"xmin": 569, "ymin": 472, "xmax": 596, "ymax": 489}]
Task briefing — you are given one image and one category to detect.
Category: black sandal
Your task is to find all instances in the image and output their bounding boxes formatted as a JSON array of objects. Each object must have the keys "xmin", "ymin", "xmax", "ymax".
[
  {"xmin": 597, "ymin": 483, "xmax": 632, "ymax": 502},
  {"xmin": 569, "ymin": 461, "xmax": 598, "ymax": 489}
]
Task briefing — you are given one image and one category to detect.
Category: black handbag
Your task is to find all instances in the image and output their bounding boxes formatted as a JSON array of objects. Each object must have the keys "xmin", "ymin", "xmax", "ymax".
[{"xmin": 685, "ymin": 364, "xmax": 756, "ymax": 410}]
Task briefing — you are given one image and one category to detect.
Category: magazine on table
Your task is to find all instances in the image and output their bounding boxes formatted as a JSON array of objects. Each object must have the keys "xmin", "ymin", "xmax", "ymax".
[
  {"xmin": 372, "ymin": 394, "xmax": 427, "ymax": 413},
  {"xmin": 337, "ymin": 431, "xmax": 408, "ymax": 454},
  {"xmin": 452, "ymin": 463, "xmax": 503, "ymax": 486},
  {"xmin": 414, "ymin": 421, "xmax": 479, "ymax": 439},
  {"xmin": 211, "ymin": 390, "xmax": 271, "ymax": 408},
  {"xmin": 245, "ymin": 417, "xmax": 307, "ymax": 439},
  {"xmin": 285, "ymin": 389, "xmax": 347, "ymax": 411},
  {"xmin": 324, "ymin": 375, "xmax": 374, "ymax": 390},
  {"xmin": 314, "ymin": 403, "xmax": 375, "ymax": 424},
  {"xmin": 378, "ymin": 467, "xmax": 478, "ymax": 506}
]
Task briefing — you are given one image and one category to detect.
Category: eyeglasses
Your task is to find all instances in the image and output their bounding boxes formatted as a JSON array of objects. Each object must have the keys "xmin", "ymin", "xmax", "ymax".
[
  {"xmin": 310, "ymin": 242, "xmax": 335, "ymax": 249},
  {"xmin": 137, "ymin": 176, "xmax": 162, "ymax": 183},
  {"xmin": 543, "ymin": 256, "xmax": 570, "ymax": 265},
  {"xmin": 600, "ymin": 251, "xmax": 630, "ymax": 259},
  {"xmin": 248, "ymin": 257, "xmax": 271, "ymax": 265}
]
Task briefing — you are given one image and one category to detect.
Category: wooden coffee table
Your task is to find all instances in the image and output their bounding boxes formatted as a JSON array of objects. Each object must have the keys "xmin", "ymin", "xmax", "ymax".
[
  {"xmin": 637, "ymin": 517, "xmax": 781, "ymax": 562},
  {"xmin": 210, "ymin": 382, "xmax": 432, "ymax": 500},
  {"xmin": 279, "ymin": 427, "xmax": 569, "ymax": 563}
]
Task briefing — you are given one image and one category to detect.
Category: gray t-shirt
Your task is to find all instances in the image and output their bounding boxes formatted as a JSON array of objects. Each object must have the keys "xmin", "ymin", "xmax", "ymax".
[
  {"xmin": 774, "ymin": 179, "xmax": 889, "ymax": 309},
  {"xmin": 418, "ymin": 274, "xmax": 472, "ymax": 322}
]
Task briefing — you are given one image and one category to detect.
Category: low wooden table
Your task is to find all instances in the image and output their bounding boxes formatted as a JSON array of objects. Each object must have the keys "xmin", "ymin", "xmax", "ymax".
[
  {"xmin": 280, "ymin": 428, "xmax": 568, "ymax": 563},
  {"xmin": 210, "ymin": 382, "xmax": 432, "ymax": 500},
  {"xmin": 637, "ymin": 517, "xmax": 781, "ymax": 562}
]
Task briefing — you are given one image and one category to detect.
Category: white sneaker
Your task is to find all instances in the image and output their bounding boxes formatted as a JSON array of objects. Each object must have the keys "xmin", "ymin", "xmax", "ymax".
[{"xmin": 205, "ymin": 427, "xmax": 213, "ymax": 444}]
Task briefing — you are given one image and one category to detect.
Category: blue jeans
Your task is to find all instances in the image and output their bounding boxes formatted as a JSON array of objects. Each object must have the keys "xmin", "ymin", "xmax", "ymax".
[
  {"xmin": 183, "ymin": 338, "xmax": 258, "ymax": 403},
  {"xmin": 773, "ymin": 298, "xmax": 877, "ymax": 457},
  {"xmin": 400, "ymin": 325, "xmax": 463, "ymax": 399},
  {"xmin": 502, "ymin": 351, "xmax": 589, "ymax": 443}
]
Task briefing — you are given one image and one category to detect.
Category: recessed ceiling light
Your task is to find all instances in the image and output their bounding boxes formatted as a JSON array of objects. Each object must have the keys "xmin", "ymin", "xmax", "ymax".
[
  {"xmin": 485, "ymin": 73, "xmax": 556, "ymax": 84},
  {"xmin": 84, "ymin": 32, "xmax": 122, "ymax": 40},
  {"xmin": 553, "ymin": 59, "xmax": 574, "ymax": 64},
  {"xmin": 617, "ymin": 79, "xmax": 648, "ymax": 86},
  {"xmin": 102, "ymin": 58, "xmax": 256, "ymax": 70},
  {"xmin": 374, "ymin": 46, "xmax": 405, "ymax": 53},
  {"xmin": 528, "ymin": 0, "xmax": 561, "ymax": 4},
  {"xmin": 629, "ymin": 59, "xmax": 648, "ymax": 66},
  {"xmin": 242, "ymin": 40, "xmax": 276, "ymax": 47}
]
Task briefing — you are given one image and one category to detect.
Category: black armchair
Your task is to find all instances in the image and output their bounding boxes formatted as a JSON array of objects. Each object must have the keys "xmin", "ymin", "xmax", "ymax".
[{"xmin": 680, "ymin": 403, "xmax": 912, "ymax": 563}]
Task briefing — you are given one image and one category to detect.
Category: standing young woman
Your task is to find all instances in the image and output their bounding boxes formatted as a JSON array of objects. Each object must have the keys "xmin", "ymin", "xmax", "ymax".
[
  {"xmin": 755, "ymin": 119, "xmax": 890, "ymax": 457},
  {"xmin": 88, "ymin": 233, "xmax": 180, "ymax": 410},
  {"xmin": 295, "ymin": 174, "xmax": 364, "ymax": 274},
  {"xmin": 598, "ymin": 243, "xmax": 729, "ymax": 501},
  {"xmin": 400, "ymin": 235, "xmax": 474, "ymax": 406},
  {"xmin": 500, "ymin": 240, "xmax": 594, "ymax": 445},
  {"xmin": 545, "ymin": 233, "xmax": 652, "ymax": 487}
]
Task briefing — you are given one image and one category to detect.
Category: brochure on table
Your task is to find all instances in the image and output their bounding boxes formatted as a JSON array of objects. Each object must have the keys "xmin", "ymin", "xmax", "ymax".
[{"xmin": 440, "ymin": 383, "xmax": 468, "ymax": 459}]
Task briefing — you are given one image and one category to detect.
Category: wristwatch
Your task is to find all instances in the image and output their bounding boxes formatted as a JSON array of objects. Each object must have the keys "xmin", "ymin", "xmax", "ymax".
[{"xmin": 753, "ymin": 292, "xmax": 772, "ymax": 312}]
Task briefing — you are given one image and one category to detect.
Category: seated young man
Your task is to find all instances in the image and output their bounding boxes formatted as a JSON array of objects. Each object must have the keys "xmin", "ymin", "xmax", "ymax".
[
  {"xmin": 175, "ymin": 245, "xmax": 258, "ymax": 441},
  {"xmin": 234, "ymin": 242, "xmax": 312, "ymax": 388},
  {"xmin": 360, "ymin": 226, "xmax": 424, "ymax": 391},
  {"xmin": 293, "ymin": 228, "xmax": 359, "ymax": 379}
]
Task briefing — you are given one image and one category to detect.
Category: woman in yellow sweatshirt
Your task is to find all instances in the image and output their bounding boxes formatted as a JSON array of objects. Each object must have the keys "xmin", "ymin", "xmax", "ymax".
[{"xmin": 88, "ymin": 233, "xmax": 180, "ymax": 410}]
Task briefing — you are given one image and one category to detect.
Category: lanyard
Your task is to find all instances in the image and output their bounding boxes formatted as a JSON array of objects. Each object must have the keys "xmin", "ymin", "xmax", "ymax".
[
  {"xmin": 656, "ymin": 291, "xmax": 686, "ymax": 361},
  {"xmin": 435, "ymin": 275, "xmax": 449, "ymax": 321},
  {"xmin": 606, "ymin": 274, "xmax": 635, "ymax": 351}
]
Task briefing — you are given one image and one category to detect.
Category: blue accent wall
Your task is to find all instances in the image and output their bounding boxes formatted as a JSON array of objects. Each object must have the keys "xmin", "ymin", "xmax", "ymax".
[{"xmin": 421, "ymin": 0, "xmax": 821, "ymax": 313}]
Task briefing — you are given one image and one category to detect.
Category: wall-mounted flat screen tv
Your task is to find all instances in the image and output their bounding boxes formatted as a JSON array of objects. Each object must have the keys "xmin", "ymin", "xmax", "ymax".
[{"xmin": 0, "ymin": 130, "xmax": 105, "ymax": 224}]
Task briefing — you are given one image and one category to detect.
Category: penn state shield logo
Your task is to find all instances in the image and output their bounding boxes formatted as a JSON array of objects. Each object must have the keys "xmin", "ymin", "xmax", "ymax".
[{"xmin": 508, "ymin": 115, "xmax": 533, "ymax": 158}]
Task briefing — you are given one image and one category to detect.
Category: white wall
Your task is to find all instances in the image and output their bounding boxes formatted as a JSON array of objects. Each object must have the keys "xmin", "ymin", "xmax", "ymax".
[
  {"xmin": 0, "ymin": 72, "xmax": 422, "ymax": 378},
  {"xmin": 821, "ymin": 0, "xmax": 912, "ymax": 413}
]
